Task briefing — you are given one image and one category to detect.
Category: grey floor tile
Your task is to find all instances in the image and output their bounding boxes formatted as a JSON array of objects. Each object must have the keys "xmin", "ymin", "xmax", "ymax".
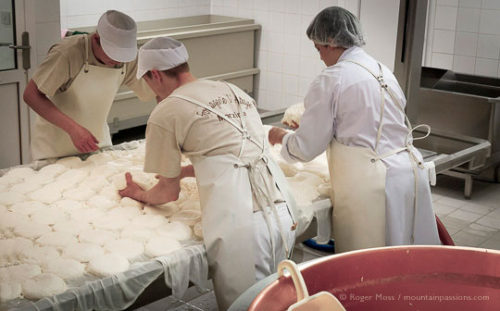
[
  {"xmin": 186, "ymin": 291, "xmax": 218, "ymax": 311},
  {"xmin": 479, "ymin": 238, "xmax": 500, "ymax": 251}
]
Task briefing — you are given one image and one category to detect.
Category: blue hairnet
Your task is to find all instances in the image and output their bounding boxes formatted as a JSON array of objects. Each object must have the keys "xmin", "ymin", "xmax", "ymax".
[{"xmin": 306, "ymin": 6, "xmax": 365, "ymax": 48}]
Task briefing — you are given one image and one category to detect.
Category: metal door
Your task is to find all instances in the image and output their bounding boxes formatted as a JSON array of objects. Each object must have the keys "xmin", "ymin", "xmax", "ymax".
[{"xmin": 0, "ymin": 0, "xmax": 32, "ymax": 168}]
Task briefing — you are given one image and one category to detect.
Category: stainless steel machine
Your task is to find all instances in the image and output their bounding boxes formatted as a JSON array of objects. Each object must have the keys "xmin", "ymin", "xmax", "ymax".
[{"xmin": 393, "ymin": 0, "xmax": 498, "ymax": 198}]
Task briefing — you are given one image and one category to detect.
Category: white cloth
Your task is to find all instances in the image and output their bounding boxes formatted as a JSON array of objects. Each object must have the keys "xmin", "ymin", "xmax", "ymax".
[
  {"xmin": 253, "ymin": 202, "xmax": 295, "ymax": 280},
  {"xmin": 281, "ymin": 46, "xmax": 440, "ymax": 246}
]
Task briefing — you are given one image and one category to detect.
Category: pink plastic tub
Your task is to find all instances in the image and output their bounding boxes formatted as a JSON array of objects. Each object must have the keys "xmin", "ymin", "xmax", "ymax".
[{"xmin": 248, "ymin": 246, "xmax": 500, "ymax": 310}]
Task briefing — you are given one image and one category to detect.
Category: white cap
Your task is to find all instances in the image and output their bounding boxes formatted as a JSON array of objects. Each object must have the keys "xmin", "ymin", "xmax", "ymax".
[
  {"xmin": 97, "ymin": 10, "xmax": 137, "ymax": 62},
  {"xmin": 136, "ymin": 37, "xmax": 189, "ymax": 79}
]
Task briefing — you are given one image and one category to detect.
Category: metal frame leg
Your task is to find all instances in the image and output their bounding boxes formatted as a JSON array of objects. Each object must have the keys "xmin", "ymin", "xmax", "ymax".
[{"xmin": 441, "ymin": 170, "xmax": 473, "ymax": 199}]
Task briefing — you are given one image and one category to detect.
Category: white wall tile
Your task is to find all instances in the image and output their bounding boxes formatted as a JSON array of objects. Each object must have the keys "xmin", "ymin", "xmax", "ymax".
[
  {"xmin": 477, "ymin": 34, "xmax": 500, "ymax": 59},
  {"xmin": 283, "ymin": 53, "xmax": 300, "ymax": 74},
  {"xmin": 453, "ymin": 55, "xmax": 476, "ymax": 74},
  {"xmin": 431, "ymin": 52, "xmax": 454, "ymax": 69},
  {"xmin": 459, "ymin": 0, "xmax": 482, "ymax": 8},
  {"xmin": 284, "ymin": 14, "xmax": 302, "ymax": 36},
  {"xmin": 269, "ymin": 0, "xmax": 285, "ymax": 12},
  {"xmin": 267, "ymin": 90, "xmax": 284, "ymax": 109},
  {"xmin": 283, "ymin": 74, "xmax": 299, "ymax": 95},
  {"xmin": 254, "ymin": 0, "xmax": 269, "ymax": 12},
  {"xmin": 299, "ymin": 77, "xmax": 314, "ymax": 97},
  {"xmin": 437, "ymin": 0, "xmax": 459, "ymax": 6},
  {"xmin": 285, "ymin": 0, "xmax": 302, "ymax": 14},
  {"xmin": 456, "ymin": 7, "xmax": 480, "ymax": 32},
  {"xmin": 267, "ymin": 71, "xmax": 283, "ymax": 90},
  {"xmin": 319, "ymin": 0, "xmax": 339, "ymax": 10},
  {"xmin": 268, "ymin": 52, "xmax": 284, "ymax": 72},
  {"xmin": 433, "ymin": 30, "xmax": 456, "ymax": 54},
  {"xmin": 283, "ymin": 34, "xmax": 301, "ymax": 56},
  {"xmin": 435, "ymin": 5, "xmax": 457, "ymax": 30},
  {"xmin": 482, "ymin": 0, "xmax": 500, "ymax": 10},
  {"xmin": 454, "ymin": 32, "xmax": 477, "ymax": 56},
  {"xmin": 479, "ymin": 10, "xmax": 500, "ymax": 35},
  {"xmin": 475, "ymin": 58, "xmax": 499, "ymax": 77},
  {"xmin": 301, "ymin": 0, "xmax": 320, "ymax": 16}
]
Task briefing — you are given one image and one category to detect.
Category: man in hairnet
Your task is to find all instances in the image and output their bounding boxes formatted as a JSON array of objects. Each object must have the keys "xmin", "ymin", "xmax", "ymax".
[
  {"xmin": 118, "ymin": 36, "xmax": 298, "ymax": 310},
  {"xmin": 23, "ymin": 10, "xmax": 155, "ymax": 160},
  {"xmin": 269, "ymin": 6, "xmax": 441, "ymax": 253}
]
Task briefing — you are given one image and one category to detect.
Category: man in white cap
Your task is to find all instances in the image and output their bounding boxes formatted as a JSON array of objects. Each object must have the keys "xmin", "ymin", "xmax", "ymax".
[
  {"xmin": 23, "ymin": 10, "xmax": 155, "ymax": 160},
  {"xmin": 118, "ymin": 36, "xmax": 299, "ymax": 310}
]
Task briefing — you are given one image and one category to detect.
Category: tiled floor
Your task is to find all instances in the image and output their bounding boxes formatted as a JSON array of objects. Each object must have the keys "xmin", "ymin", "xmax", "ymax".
[{"xmin": 137, "ymin": 174, "xmax": 500, "ymax": 311}]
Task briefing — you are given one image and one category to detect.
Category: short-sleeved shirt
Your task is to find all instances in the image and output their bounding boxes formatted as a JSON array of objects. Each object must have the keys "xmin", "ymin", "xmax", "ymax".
[
  {"xmin": 32, "ymin": 33, "xmax": 154, "ymax": 101},
  {"xmin": 144, "ymin": 79, "xmax": 283, "ymax": 209}
]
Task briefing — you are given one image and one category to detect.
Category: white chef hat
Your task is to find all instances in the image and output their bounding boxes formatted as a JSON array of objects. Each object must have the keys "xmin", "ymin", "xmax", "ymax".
[
  {"xmin": 97, "ymin": 10, "xmax": 137, "ymax": 62},
  {"xmin": 136, "ymin": 37, "xmax": 189, "ymax": 79}
]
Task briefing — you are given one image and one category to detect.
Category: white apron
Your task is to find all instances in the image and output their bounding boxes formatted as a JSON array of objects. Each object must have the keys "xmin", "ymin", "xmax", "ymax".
[
  {"xmin": 31, "ymin": 35, "xmax": 125, "ymax": 160},
  {"xmin": 328, "ymin": 60, "xmax": 436, "ymax": 253},
  {"xmin": 171, "ymin": 83, "xmax": 298, "ymax": 310}
]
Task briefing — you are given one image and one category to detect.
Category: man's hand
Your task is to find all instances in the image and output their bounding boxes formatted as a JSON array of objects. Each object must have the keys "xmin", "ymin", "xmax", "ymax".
[
  {"xmin": 119, "ymin": 172, "xmax": 146, "ymax": 204},
  {"xmin": 68, "ymin": 124, "xmax": 99, "ymax": 153},
  {"xmin": 268, "ymin": 126, "xmax": 288, "ymax": 145},
  {"xmin": 283, "ymin": 120, "xmax": 299, "ymax": 129}
]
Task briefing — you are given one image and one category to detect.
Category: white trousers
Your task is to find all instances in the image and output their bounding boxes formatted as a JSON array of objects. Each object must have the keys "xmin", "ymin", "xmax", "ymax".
[{"xmin": 253, "ymin": 202, "xmax": 296, "ymax": 280}]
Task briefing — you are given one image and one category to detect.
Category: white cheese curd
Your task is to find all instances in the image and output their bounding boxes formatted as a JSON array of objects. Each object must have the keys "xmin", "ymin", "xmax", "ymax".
[
  {"xmin": 86, "ymin": 195, "xmax": 115, "ymax": 210},
  {"xmin": 57, "ymin": 169, "xmax": 88, "ymax": 185},
  {"xmin": 78, "ymin": 229, "xmax": 117, "ymax": 246},
  {"xmin": 38, "ymin": 163, "xmax": 67, "ymax": 178},
  {"xmin": 107, "ymin": 206, "xmax": 142, "ymax": 220},
  {"xmin": 130, "ymin": 214, "xmax": 167, "ymax": 229},
  {"xmin": 30, "ymin": 207, "xmax": 67, "ymax": 225},
  {"xmin": 13, "ymin": 222, "xmax": 52, "ymax": 239},
  {"xmin": 62, "ymin": 242, "xmax": 104, "ymax": 263},
  {"xmin": 120, "ymin": 197, "xmax": 143, "ymax": 209},
  {"xmin": 104, "ymin": 239, "xmax": 144, "ymax": 260},
  {"xmin": 42, "ymin": 257, "xmax": 85, "ymax": 280},
  {"xmin": 92, "ymin": 214, "xmax": 130, "ymax": 231},
  {"xmin": 79, "ymin": 176, "xmax": 110, "ymax": 191},
  {"xmin": 88, "ymin": 254, "xmax": 129, "ymax": 277},
  {"xmin": 193, "ymin": 222, "xmax": 203, "ymax": 239},
  {"xmin": 18, "ymin": 246, "xmax": 59, "ymax": 265},
  {"xmin": 22, "ymin": 273, "xmax": 67, "ymax": 300},
  {"xmin": 53, "ymin": 199, "xmax": 85, "ymax": 212},
  {"xmin": 10, "ymin": 182, "xmax": 40, "ymax": 195},
  {"xmin": 143, "ymin": 201, "xmax": 179, "ymax": 217},
  {"xmin": 120, "ymin": 226, "xmax": 153, "ymax": 243},
  {"xmin": 0, "ymin": 192, "xmax": 26, "ymax": 206},
  {"xmin": 5, "ymin": 264, "xmax": 42, "ymax": 283},
  {"xmin": 170, "ymin": 209, "xmax": 201, "ymax": 226},
  {"xmin": 28, "ymin": 186, "xmax": 61, "ymax": 204},
  {"xmin": 55, "ymin": 156, "xmax": 83, "ymax": 168},
  {"xmin": 36, "ymin": 232, "xmax": 77, "ymax": 249},
  {"xmin": 70, "ymin": 207, "xmax": 105, "ymax": 223},
  {"xmin": 52, "ymin": 220, "xmax": 92, "ymax": 235},
  {"xmin": 145, "ymin": 237, "xmax": 182, "ymax": 257},
  {"xmin": 0, "ymin": 282, "xmax": 22, "ymax": 302},
  {"xmin": 2, "ymin": 167, "xmax": 35, "ymax": 182},
  {"xmin": 63, "ymin": 187, "xmax": 95, "ymax": 201},
  {"xmin": 10, "ymin": 201, "xmax": 47, "ymax": 216},
  {"xmin": 156, "ymin": 221, "xmax": 192, "ymax": 241}
]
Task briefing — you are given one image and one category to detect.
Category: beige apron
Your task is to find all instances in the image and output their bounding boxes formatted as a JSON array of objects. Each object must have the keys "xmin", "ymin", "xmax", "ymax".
[
  {"xmin": 31, "ymin": 34, "xmax": 125, "ymax": 160},
  {"xmin": 328, "ymin": 61, "xmax": 429, "ymax": 253},
  {"xmin": 171, "ymin": 83, "xmax": 297, "ymax": 310}
]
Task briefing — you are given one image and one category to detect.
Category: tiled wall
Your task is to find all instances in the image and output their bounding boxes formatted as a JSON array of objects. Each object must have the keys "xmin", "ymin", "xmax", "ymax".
[
  {"xmin": 211, "ymin": 0, "xmax": 354, "ymax": 110},
  {"xmin": 33, "ymin": 0, "xmax": 62, "ymax": 66},
  {"xmin": 60, "ymin": 0, "xmax": 210, "ymax": 29},
  {"xmin": 426, "ymin": 0, "xmax": 500, "ymax": 78}
]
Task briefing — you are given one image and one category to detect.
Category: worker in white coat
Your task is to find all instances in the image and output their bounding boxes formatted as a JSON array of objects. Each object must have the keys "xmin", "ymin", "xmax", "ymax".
[
  {"xmin": 23, "ymin": 10, "xmax": 154, "ymax": 160},
  {"xmin": 269, "ymin": 6, "xmax": 441, "ymax": 253},
  {"xmin": 118, "ymin": 36, "xmax": 298, "ymax": 310}
]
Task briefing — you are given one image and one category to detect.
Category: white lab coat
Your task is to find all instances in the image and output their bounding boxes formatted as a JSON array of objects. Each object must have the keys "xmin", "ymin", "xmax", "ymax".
[{"xmin": 282, "ymin": 46, "xmax": 440, "ymax": 246}]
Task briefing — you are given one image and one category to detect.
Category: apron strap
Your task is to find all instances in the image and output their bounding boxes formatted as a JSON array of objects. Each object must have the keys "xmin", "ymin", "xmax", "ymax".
[
  {"xmin": 170, "ymin": 93, "xmax": 264, "ymax": 156},
  {"xmin": 84, "ymin": 34, "xmax": 89, "ymax": 73}
]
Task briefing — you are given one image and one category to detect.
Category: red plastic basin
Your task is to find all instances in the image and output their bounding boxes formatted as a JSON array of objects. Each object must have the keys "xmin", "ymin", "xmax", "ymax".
[{"xmin": 249, "ymin": 246, "xmax": 500, "ymax": 310}]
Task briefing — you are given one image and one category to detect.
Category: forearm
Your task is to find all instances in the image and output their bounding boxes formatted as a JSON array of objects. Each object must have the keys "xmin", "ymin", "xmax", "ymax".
[{"xmin": 23, "ymin": 79, "xmax": 77, "ymax": 133}]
